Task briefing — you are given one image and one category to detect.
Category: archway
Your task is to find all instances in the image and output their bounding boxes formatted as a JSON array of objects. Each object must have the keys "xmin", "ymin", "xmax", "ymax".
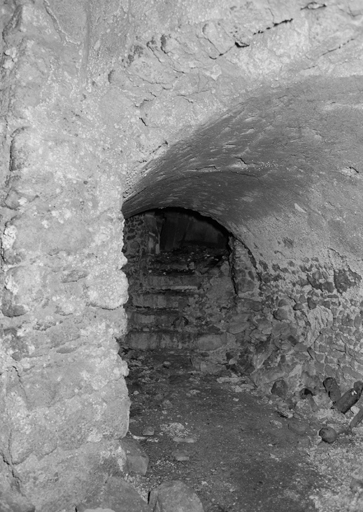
[
  {"xmin": 122, "ymin": 207, "xmax": 234, "ymax": 355},
  {"xmin": 2, "ymin": 0, "xmax": 363, "ymax": 509}
]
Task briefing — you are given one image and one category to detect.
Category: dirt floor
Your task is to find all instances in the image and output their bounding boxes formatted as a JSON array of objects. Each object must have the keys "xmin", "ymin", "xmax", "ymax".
[{"xmin": 120, "ymin": 348, "xmax": 363, "ymax": 512}]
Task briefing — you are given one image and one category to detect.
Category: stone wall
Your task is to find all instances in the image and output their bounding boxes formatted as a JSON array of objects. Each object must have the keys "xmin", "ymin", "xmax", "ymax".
[
  {"xmin": 123, "ymin": 214, "xmax": 150, "ymax": 265},
  {"xmin": 227, "ymin": 239, "xmax": 363, "ymax": 395},
  {"xmin": 124, "ymin": 218, "xmax": 363, "ymax": 398},
  {"xmin": 1, "ymin": 0, "xmax": 363, "ymax": 509},
  {"xmin": 0, "ymin": 2, "xmax": 130, "ymax": 510}
]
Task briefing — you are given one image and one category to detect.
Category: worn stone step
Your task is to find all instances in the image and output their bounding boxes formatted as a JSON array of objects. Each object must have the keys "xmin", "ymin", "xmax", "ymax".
[
  {"xmin": 128, "ymin": 308, "xmax": 186, "ymax": 328},
  {"xmin": 141, "ymin": 274, "xmax": 205, "ymax": 290},
  {"xmin": 124, "ymin": 329, "xmax": 201, "ymax": 350},
  {"xmin": 131, "ymin": 291, "xmax": 198, "ymax": 309}
]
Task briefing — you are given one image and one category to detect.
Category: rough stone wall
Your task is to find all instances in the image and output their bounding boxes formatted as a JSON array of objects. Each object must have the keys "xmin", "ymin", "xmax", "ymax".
[
  {"xmin": 1, "ymin": 0, "xmax": 363, "ymax": 509},
  {"xmin": 123, "ymin": 214, "xmax": 236, "ymax": 355},
  {"xmin": 118, "ymin": 0, "xmax": 363, "ymax": 197},
  {"xmin": 123, "ymin": 214, "xmax": 149, "ymax": 266},
  {"xmin": 227, "ymin": 239, "xmax": 363, "ymax": 395},
  {"xmin": 124, "ymin": 227, "xmax": 363, "ymax": 395},
  {"xmin": 0, "ymin": 1, "xmax": 130, "ymax": 510},
  {"xmin": 118, "ymin": 0, "xmax": 363, "ymax": 400}
]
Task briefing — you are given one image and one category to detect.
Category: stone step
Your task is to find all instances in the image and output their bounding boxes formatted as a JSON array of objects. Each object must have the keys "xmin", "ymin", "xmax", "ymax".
[
  {"xmin": 141, "ymin": 274, "xmax": 206, "ymax": 291},
  {"xmin": 131, "ymin": 291, "xmax": 198, "ymax": 310},
  {"xmin": 128, "ymin": 308, "xmax": 186, "ymax": 328},
  {"xmin": 148, "ymin": 263, "xmax": 192, "ymax": 273},
  {"xmin": 124, "ymin": 329, "xmax": 201, "ymax": 350}
]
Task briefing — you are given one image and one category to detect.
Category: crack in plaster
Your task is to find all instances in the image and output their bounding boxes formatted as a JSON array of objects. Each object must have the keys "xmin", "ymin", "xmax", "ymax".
[
  {"xmin": 301, "ymin": 2, "xmax": 327, "ymax": 10},
  {"xmin": 252, "ymin": 18, "xmax": 294, "ymax": 36},
  {"xmin": 42, "ymin": 0, "xmax": 79, "ymax": 45},
  {"xmin": 322, "ymin": 37, "xmax": 356, "ymax": 56}
]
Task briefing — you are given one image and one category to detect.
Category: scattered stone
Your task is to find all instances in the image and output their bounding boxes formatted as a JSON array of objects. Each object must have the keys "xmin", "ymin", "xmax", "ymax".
[
  {"xmin": 350, "ymin": 407, "xmax": 363, "ymax": 429},
  {"xmin": 172, "ymin": 450, "xmax": 190, "ymax": 462},
  {"xmin": 334, "ymin": 382, "xmax": 363, "ymax": 414},
  {"xmin": 173, "ymin": 436, "xmax": 197, "ymax": 444},
  {"xmin": 313, "ymin": 392, "xmax": 332, "ymax": 410},
  {"xmin": 77, "ymin": 477, "xmax": 149, "ymax": 512},
  {"xmin": 323, "ymin": 377, "xmax": 341, "ymax": 403},
  {"xmin": 149, "ymin": 480, "xmax": 204, "ymax": 512},
  {"xmin": 231, "ymin": 386, "xmax": 244, "ymax": 393},
  {"xmin": 297, "ymin": 437, "xmax": 311, "ymax": 449},
  {"xmin": 188, "ymin": 389, "xmax": 201, "ymax": 395},
  {"xmin": 319, "ymin": 426, "xmax": 338, "ymax": 444},
  {"xmin": 288, "ymin": 419, "xmax": 309, "ymax": 436},
  {"xmin": 299, "ymin": 389, "xmax": 319, "ymax": 412},
  {"xmin": 351, "ymin": 406, "xmax": 360, "ymax": 415},
  {"xmin": 143, "ymin": 426, "xmax": 155, "ymax": 436},
  {"xmin": 163, "ymin": 361, "xmax": 171, "ymax": 368},
  {"xmin": 161, "ymin": 422, "xmax": 191, "ymax": 438},
  {"xmin": 120, "ymin": 437, "xmax": 149, "ymax": 475},
  {"xmin": 275, "ymin": 405, "xmax": 294, "ymax": 419},
  {"xmin": 271, "ymin": 379, "xmax": 288, "ymax": 399},
  {"xmin": 270, "ymin": 419, "xmax": 283, "ymax": 428},
  {"xmin": 306, "ymin": 394, "xmax": 318, "ymax": 412}
]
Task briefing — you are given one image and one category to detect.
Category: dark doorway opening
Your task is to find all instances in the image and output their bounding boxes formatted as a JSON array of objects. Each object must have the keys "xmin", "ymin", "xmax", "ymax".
[
  {"xmin": 121, "ymin": 207, "xmax": 235, "ymax": 352},
  {"xmin": 156, "ymin": 207, "xmax": 229, "ymax": 253},
  {"xmin": 120, "ymin": 207, "xmax": 325, "ymax": 512}
]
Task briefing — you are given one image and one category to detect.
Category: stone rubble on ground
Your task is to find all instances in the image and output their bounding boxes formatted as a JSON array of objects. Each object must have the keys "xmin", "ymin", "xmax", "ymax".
[
  {"xmin": 114, "ymin": 342, "xmax": 363, "ymax": 511},
  {"xmin": 120, "ymin": 437, "xmax": 149, "ymax": 476},
  {"xmin": 143, "ymin": 426, "xmax": 156, "ymax": 436},
  {"xmin": 172, "ymin": 449, "xmax": 190, "ymax": 462},
  {"xmin": 76, "ymin": 477, "xmax": 150, "ymax": 512},
  {"xmin": 319, "ymin": 426, "xmax": 338, "ymax": 444},
  {"xmin": 173, "ymin": 436, "xmax": 197, "ymax": 443},
  {"xmin": 149, "ymin": 480, "xmax": 204, "ymax": 512}
]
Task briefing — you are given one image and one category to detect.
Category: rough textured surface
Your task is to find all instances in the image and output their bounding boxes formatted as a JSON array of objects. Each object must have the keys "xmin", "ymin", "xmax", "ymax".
[
  {"xmin": 0, "ymin": 0, "xmax": 130, "ymax": 510},
  {"xmin": 121, "ymin": 1, "xmax": 363, "ymax": 393},
  {"xmin": 120, "ymin": 437, "xmax": 149, "ymax": 475},
  {"xmin": 76, "ymin": 476, "xmax": 149, "ymax": 512},
  {"xmin": 149, "ymin": 480, "xmax": 204, "ymax": 512},
  {"xmin": 1, "ymin": 0, "xmax": 363, "ymax": 510},
  {"xmin": 122, "ymin": 215, "xmax": 363, "ymax": 396}
]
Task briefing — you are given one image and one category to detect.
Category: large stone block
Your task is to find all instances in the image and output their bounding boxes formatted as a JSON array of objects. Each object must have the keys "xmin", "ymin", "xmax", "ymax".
[
  {"xmin": 77, "ymin": 476, "xmax": 149, "ymax": 512},
  {"xmin": 149, "ymin": 480, "xmax": 204, "ymax": 512}
]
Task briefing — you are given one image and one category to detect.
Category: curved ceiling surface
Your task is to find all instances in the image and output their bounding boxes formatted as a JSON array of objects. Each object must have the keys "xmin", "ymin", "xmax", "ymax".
[{"xmin": 123, "ymin": 76, "xmax": 363, "ymax": 256}]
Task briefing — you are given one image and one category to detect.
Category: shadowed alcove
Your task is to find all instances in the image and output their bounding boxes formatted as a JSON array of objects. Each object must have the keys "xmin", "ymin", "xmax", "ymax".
[{"xmin": 121, "ymin": 207, "xmax": 235, "ymax": 357}]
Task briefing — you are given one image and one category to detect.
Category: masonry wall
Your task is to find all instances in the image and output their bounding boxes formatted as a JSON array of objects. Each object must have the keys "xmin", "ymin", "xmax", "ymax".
[
  {"xmin": 123, "ymin": 219, "xmax": 363, "ymax": 398},
  {"xmin": 0, "ymin": 3, "xmax": 130, "ymax": 510},
  {"xmin": 1, "ymin": 0, "xmax": 363, "ymax": 510},
  {"xmin": 228, "ymin": 240, "xmax": 363, "ymax": 394}
]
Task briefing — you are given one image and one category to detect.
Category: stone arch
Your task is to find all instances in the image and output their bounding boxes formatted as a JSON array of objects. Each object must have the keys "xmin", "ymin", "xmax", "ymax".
[
  {"xmin": 123, "ymin": 80, "xmax": 363, "ymax": 394},
  {"xmin": 1, "ymin": 0, "xmax": 363, "ymax": 509}
]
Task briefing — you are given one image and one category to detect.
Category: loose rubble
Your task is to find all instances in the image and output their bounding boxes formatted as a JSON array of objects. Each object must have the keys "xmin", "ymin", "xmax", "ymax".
[
  {"xmin": 110, "ymin": 345, "xmax": 363, "ymax": 512},
  {"xmin": 149, "ymin": 480, "xmax": 204, "ymax": 512},
  {"xmin": 116, "ymin": 219, "xmax": 363, "ymax": 511}
]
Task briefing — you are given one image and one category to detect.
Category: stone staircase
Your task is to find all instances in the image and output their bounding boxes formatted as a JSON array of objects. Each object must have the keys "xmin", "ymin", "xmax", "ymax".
[{"xmin": 124, "ymin": 265, "xmax": 213, "ymax": 350}]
